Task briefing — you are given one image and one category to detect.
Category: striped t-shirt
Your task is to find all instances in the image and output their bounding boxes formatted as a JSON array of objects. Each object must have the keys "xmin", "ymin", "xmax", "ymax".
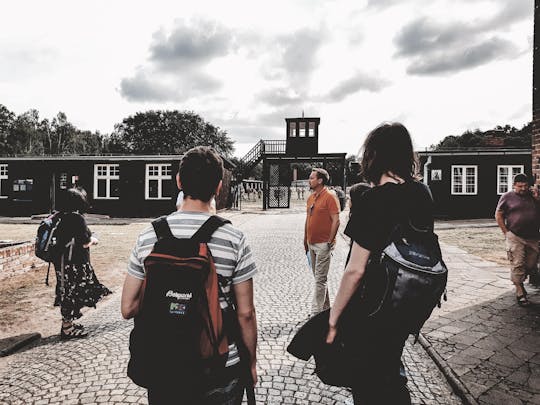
[{"xmin": 127, "ymin": 211, "xmax": 257, "ymax": 367}]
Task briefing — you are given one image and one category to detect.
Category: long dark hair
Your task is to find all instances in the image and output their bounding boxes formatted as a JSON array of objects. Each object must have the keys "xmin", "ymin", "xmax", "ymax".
[{"xmin": 360, "ymin": 122, "xmax": 418, "ymax": 184}]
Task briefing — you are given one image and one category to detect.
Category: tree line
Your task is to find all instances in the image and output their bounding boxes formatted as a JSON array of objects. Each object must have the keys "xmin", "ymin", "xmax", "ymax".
[
  {"xmin": 433, "ymin": 122, "xmax": 532, "ymax": 150},
  {"xmin": 0, "ymin": 104, "xmax": 234, "ymax": 157}
]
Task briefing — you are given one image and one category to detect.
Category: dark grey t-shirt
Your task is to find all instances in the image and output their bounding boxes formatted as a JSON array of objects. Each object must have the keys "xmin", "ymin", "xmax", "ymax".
[{"xmin": 496, "ymin": 191, "xmax": 540, "ymax": 239}]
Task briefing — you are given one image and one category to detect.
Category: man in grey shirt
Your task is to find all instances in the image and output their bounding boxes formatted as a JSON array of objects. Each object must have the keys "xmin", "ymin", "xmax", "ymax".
[{"xmin": 495, "ymin": 173, "xmax": 540, "ymax": 307}]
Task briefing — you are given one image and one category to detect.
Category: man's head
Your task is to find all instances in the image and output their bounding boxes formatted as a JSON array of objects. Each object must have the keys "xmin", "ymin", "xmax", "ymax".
[
  {"xmin": 178, "ymin": 146, "xmax": 223, "ymax": 202},
  {"xmin": 513, "ymin": 173, "xmax": 530, "ymax": 195},
  {"xmin": 309, "ymin": 168, "xmax": 330, "ymax": 190}
]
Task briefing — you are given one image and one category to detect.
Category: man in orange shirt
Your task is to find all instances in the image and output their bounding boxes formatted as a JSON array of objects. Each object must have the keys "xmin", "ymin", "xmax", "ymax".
[{"xmin": 304, "ymin": 168, "xmax": 341, "ymax": 315}]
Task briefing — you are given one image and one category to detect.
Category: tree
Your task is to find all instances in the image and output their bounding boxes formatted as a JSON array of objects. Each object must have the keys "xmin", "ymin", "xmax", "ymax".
[
  {"xmin": 110, "ymin": 110, "xmax": 234, "ymax": 156},
  {"xmin": 0, "ymin": 104, "xmax": 15, "ymax": 155},
  {"xmin": 434, "ymin": 122, "xmax": 531, "ymax": 150}
]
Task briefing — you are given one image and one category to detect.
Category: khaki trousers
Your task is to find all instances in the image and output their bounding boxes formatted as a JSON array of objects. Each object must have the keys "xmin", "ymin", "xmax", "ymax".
[
  {"xmin": 308, "ymin": 242, "xmax": 332, "ymax": 315},
  {"xmin": 505, "ymin": 231, "xmax": 540, "ymax": 285}
]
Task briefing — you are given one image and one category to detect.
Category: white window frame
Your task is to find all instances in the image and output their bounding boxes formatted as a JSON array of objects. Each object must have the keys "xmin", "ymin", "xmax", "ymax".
[
  {"xmin": 0, "ymin": 164, "xmax": 7, "ymax": 198},
  {"xmin": 94, "ymin": 164, "xmax": 120, "ymax": 200},
  {"xmin": 497, "ymin": 165, "xmax": 524, "ymax": 195},
  {"xmin": 145, "ymin": 164, "xmax": 172, "ymax": 200},
  {"xmin": 451, "ymin": 165, "xmax": 478, "ymax": 195},
  {"xmin": 289, "ymin": 123, "xmax": 296, "ymax": 137}
]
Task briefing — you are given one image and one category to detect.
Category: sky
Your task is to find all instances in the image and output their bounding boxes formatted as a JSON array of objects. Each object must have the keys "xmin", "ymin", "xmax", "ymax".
[{"xmin": 0, "ymin": 0, "xmax": 533, "ymax": 157}]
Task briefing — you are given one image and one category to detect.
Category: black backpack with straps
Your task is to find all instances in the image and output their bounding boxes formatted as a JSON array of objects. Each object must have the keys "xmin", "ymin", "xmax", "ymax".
[{"xmin": 127, "ymin": 215, "xmax": 255, "ymax": 403}]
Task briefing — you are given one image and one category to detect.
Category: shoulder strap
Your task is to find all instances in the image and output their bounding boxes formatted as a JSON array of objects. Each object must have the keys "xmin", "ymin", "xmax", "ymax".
[
  {"xmin": 191, "ymin": 215, "xmax": 231, "ymax": 243},
  {"xmin": 151, "ymin": 216, "xmax": 173, "ymax": 240}
]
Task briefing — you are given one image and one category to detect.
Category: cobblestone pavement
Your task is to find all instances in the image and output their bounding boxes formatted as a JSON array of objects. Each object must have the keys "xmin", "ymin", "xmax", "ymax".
[
  {"xmin": 0, "ymin": 212, "xmax": 461, "ymax": 404},
  {"xmin": 423, "ymin": 243, "xmax": 540, "ymax": 405}
]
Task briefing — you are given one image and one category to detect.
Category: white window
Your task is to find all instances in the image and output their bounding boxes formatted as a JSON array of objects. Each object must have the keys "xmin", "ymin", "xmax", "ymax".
[
  {"xmin": 451, "ymin": 165, "xmax": 477, "ymax": 195},
  {"xmin": 308, "ymin": 122, "xmax": 315, "ymax": 137},
  {"xmin": 299, "ymin": 122, "xmax": 306, "ymax": 137},
  {"xmin": 0, "ymin": 164, "xmax": 8, "ymax": 198},
  {"xmin": 146, "ymin": 164, "xmax": 173, "ymax": 200},
  {"xmin": 289, "ymin": 122, "xmax": 296, "ymax": 137},
  {"xmin": 497, "ymin": 165, "xmax": 524, "ymax": 195},
  {"xmin": 94, "ymin": 164, "xmax": 120, "ymax": 199}
]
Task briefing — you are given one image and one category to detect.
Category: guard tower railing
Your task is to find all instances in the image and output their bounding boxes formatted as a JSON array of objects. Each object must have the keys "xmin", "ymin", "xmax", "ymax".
[{"xmin": 240, "ymin": 140, "xmax": 286, "ymax": 175}]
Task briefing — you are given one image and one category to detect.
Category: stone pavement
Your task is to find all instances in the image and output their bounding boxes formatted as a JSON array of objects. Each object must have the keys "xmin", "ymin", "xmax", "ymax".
[
  {"xmin": 422, "ymin": 242, "xmax": 540, "ymax": 405},
  {"xmin": 0, "ymin": 211, "xmax": 461, "ymax": 404}
]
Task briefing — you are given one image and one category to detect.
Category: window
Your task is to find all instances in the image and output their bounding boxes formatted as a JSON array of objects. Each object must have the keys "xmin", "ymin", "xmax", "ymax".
[
  {"xmin": 146, "ymin": 164, "xmax": 172, "ymax": 200},
  {"xmin": 59, "ymin": 173, "xmax": 68, "ymax": 190},
  {"xmin": 451, "ymin": 165, "xmax": 477, "ymax": 195},
  {"xmin": 0, "ymin": 164, "xmax": 7, "ymax": 198},
  {"xmin": 289, "ymin": 122, "xmax": 296, "ymax": 137},
  {"xmin": 299, "ymin": 122, "xmax": 306, "ymax": 137},
  {"xmin": 12, "ymin": 179, "xmax": 33, "ymax": 201},
  {"xmin": 308, "ymin": 122, "xmax": 315, "ymax": 137},
  {"xmin": 94, "ymin": 164, "xmax": 120, "ymax": 199},
  {"xmin": 497, "ymin": 165, "xmax": 524, "ymax": 194}
]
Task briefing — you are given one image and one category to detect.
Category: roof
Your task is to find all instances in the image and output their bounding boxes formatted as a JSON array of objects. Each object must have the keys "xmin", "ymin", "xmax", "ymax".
[{"xmin": 417, "ymin": 148, "xmax": 531, "ymax": 157}]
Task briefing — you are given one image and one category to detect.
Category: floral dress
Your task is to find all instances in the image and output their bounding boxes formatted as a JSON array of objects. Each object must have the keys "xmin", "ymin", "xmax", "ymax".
[{"xmin": 53, "ymin": 212, "xmax": 111, "ymax": 321}]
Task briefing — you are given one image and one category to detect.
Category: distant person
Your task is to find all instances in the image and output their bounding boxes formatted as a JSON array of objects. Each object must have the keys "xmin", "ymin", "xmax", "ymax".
[
  {"xmin": 304, "ymin": 168, "xmax": 340, "ymax": 315},
  {"xmin": 54, "ymin": 187, "xmax": 111, "ymax": 339},
  {"xmin": 334, "ymin": 186, "xmax": 346, "ymax": 211},
  {"xmin": 495, "ymin": 173, "xmax": 540, "ymax": 307},
  {"xmin": 327, "ymin": 122, "xmax": 433, "ymax": 404}
]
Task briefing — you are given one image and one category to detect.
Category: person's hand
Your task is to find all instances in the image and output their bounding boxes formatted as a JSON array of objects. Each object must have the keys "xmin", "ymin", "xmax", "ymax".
[
  {"xmin": 90, "ymin": 236, "xmax": 99, "ymax": 245},
  {"xmin": 326, "ymin": 324, "xmax": 337, "ymax": 344}
]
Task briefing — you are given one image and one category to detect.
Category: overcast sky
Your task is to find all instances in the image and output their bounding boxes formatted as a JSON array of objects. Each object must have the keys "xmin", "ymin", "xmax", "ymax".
[{"xmin": 0, "ymin": 0, "xmax": 533, "ymax": 157}]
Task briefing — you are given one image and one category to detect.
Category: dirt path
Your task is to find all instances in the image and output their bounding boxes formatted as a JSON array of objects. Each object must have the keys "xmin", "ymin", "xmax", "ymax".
[{"xmin": 0, "ymin": 222, "xmax": 149, "ymax": 341}]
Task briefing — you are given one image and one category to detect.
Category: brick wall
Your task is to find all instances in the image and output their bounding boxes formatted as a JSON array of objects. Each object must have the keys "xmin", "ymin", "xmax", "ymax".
[
  {"xmin": 0, "ymin": 242, "xmax": 41, "ymax": 280},
  {"xmin": 534, "ymin": 2, "xmax": 540, "ymax": 184}
]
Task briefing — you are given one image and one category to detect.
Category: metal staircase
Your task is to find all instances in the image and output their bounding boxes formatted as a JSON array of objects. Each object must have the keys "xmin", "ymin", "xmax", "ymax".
[{"xmin": 240, "ymin": 140, "xmax": 286, "ymax": 176}]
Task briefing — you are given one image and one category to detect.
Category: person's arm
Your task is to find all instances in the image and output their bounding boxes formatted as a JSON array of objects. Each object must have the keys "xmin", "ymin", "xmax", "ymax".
[
  {"xmin": 234, "ymin": 279, "xmax": 258, "ymax": 385},
  {"xmin": 328, "ymin": 213, "xmax": 340, "ymax": 247},
  {"xmin": 495, "ymin": 210, "xmax": 508, "ymax": 235},
  {"xmin": 121, "ymin": 274, "xmax": 144, "ymax": 319},
  {"xmin": 326, "ymin": 241, "xmax": 370, "ymax": 343}
]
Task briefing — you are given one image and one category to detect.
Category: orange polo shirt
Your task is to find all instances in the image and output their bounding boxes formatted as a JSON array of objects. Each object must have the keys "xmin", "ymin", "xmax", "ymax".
[{"xmin": 306, "ymin": 187, "xmax": 340, "ymax": 244}]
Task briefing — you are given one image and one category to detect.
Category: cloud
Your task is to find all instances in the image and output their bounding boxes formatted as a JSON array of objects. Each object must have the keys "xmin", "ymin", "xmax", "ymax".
[
  {"xmin": 119, "ymin": 70, "xmax": 222, "ymax": 102},
  {"xmin": 394, "ymin": 0, "xmax": 530, "ymax": 76},
  {"xmin": 149, "ymin": 19, "xmax": 233, "ymax": 71},
  {"xmin": 120, "ymin": 18, "xmax": 230, "ymax": 102},
  {"xmin": 406, "ymin": 37, "xmax": 519, "ymax": 75},
  {"xmin": 324, "ymin": 72, "xmax": 390, "ymax": 102},
  {"xmin": 281, "ymin": 29, "xmax": 324, "ymax": 76},
  {"xmin": 258, "ymin": 88, "xmax": 303, "ymax": 107}
]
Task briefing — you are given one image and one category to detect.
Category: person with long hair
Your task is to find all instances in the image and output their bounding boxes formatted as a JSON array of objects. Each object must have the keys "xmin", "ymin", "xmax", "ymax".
[
  {"xmin": 326, "ymin": 123, "xmax": 434, "ymax": 404},
  {"xmin": 54, "ymin": 187, "xmax": 111, "ymax": 339}
]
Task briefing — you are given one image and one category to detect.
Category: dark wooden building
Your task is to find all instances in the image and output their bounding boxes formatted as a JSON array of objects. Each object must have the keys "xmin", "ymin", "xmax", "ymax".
[
  {"xmin": 418, "ymin": 148, "xmax": 532, "ymax": 218},
  {"xmin": 0, "ymin": 155, "xmax": 234, "ymax": 217}
]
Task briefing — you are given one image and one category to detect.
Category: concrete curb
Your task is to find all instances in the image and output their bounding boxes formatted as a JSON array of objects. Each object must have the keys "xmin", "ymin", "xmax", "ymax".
[{"xmin": 418, "ymin": 334, "xmax": 479, "ymax": 405}]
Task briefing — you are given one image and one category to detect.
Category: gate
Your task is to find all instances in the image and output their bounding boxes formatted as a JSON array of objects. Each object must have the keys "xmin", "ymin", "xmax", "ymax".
[{"xmin": 265, "ymin": 163, "xmax": 291, "ymax": 209}]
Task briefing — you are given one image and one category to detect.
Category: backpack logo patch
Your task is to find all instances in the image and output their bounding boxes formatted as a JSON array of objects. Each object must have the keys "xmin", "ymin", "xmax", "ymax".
[{"xmin": 166, "ymin": 290, "xmax": 192, "ymax": 301}]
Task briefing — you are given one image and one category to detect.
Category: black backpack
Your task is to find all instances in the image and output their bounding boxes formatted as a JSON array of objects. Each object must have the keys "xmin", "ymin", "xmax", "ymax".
[
  {"xmin": 358, "ymin": 221, "xmax": 448, "ymax": 338},
  {"xmin": 128, "ymin": 215, "xmax": 255, "ymax": 402},
  {"xmin": 35, "ymin": 211, "xmax": 67, "ymax": 285}
]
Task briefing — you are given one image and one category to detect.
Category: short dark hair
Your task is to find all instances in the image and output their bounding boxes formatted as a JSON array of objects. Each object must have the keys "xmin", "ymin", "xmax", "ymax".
[
  {"xmin": 179, "ymin": 146, "xmax": 223, "ymax": 202},
  {"xmin": 59, "ymin": 187, "xmax": 90, "ymax": 213},
  {"xmin": 360, "ymin": 122, "xmax": 418, "ymax": 184},
  {"xmin": 513, "ymin": 173, "xmax": 529, "ymax": 184},
  {"xmin": 312, "ymin": 168, "xmax": 330, "ymax": 185}
]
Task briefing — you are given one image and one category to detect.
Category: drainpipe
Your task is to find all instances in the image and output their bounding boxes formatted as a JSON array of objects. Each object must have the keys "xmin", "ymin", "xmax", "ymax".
[{"xmin": 423, "ymin": 155, "xmax": 432, "ymax": 186}]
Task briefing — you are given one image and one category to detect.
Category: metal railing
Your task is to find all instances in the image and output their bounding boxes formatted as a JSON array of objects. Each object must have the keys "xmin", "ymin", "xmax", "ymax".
[{"xmin": 240, "ymin": 140, "xmax": 286, "ymax": 171}]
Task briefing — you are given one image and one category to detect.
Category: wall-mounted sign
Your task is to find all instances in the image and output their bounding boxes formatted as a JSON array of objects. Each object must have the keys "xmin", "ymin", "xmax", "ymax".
[{"xmin": 431, "ymin": 169, "xmax": 442, "ymax": 181}]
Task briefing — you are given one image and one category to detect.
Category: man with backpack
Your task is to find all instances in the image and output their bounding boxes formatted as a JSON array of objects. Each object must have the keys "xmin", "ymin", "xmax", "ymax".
[{"xmin": 121, "ymin": 146, "xmax": 257, "ymax": 404}]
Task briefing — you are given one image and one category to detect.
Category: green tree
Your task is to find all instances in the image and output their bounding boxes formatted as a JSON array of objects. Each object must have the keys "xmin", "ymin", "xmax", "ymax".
[
  {"xmin": 434, "ymin": 122, "xmax": 531, "ymax": 150},
  {"xmin": 0, "ymin": 104, "xmax": 15, "ymax": 155},
  {"xmin": 111, "ymin": 110, "xmax": 234, "ymax": 156}
]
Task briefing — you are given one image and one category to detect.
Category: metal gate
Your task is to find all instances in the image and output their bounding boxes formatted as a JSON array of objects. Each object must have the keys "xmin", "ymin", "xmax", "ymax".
[{"xmin": 266, "ymin": 163, "xmax": 290, "ymax": 208}]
